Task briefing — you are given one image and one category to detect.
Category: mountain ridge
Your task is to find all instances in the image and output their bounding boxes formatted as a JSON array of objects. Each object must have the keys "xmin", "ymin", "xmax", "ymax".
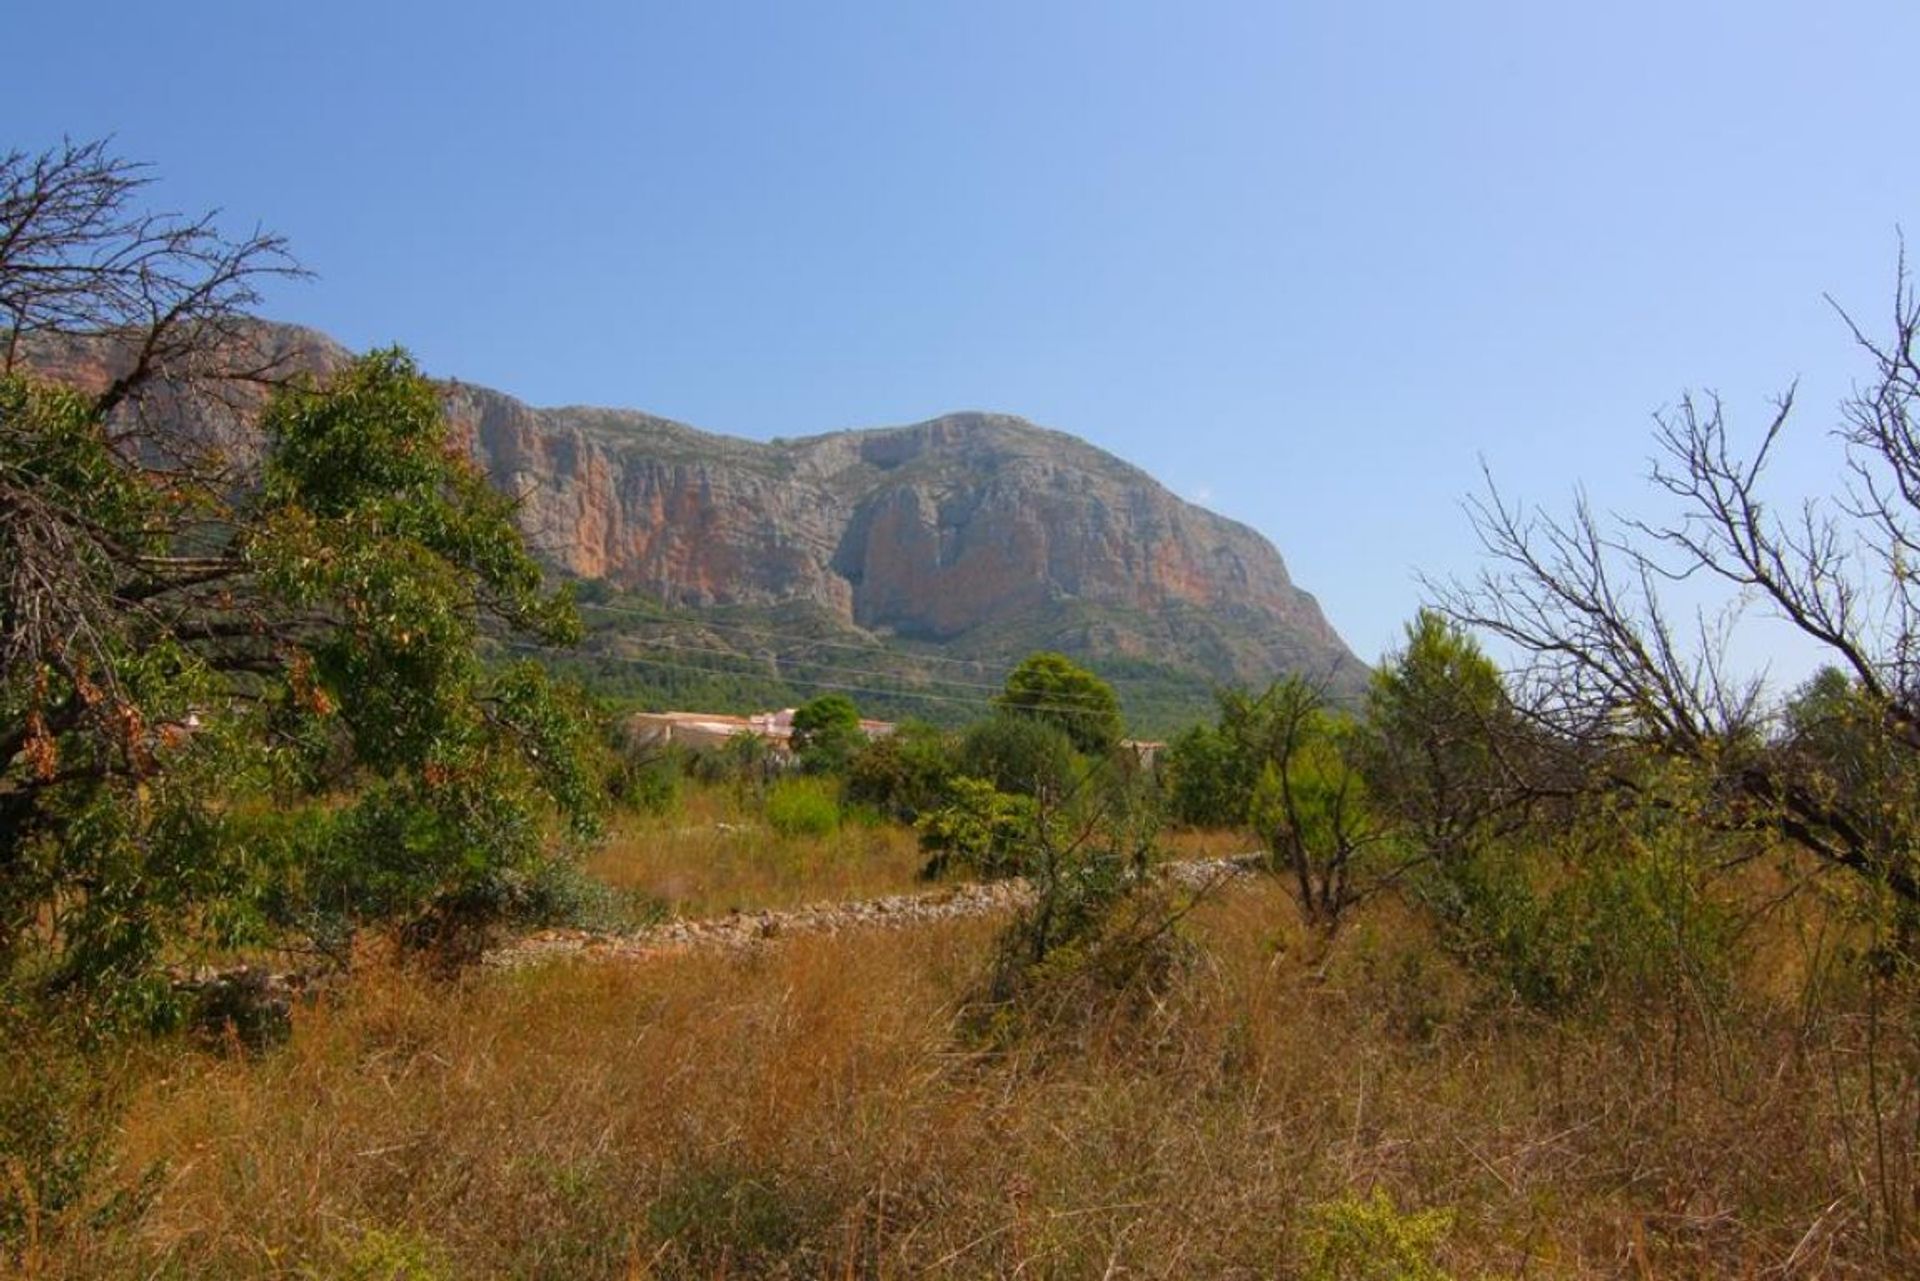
[{"xmin": 20, "ymin": 320, "xmax": 1369, "ymax": 725}]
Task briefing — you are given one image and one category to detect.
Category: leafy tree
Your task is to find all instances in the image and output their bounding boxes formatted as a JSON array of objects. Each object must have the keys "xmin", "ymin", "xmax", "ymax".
[
  {"xmin": 958, "ymin": 712, "xmax": 1079, "ymax": 799},
  {"xmin": 692, "ymin": 729, "xmax": 778, "ymax": 802},
  {"xmin": 1165, "ymin": 719, "xmax": 1255, "ymax": 828},
  {"xmin": 1241, "ymin": 679, "xmax": 1396, "ymax": 931},
  {"xmin": 844, "ymin": 720, "xmax": 957, "ymax": 822},
  {"xmin": 917, "ymin": 777, "xmax": 1038, "ymax": 880},
  {"xmin": 1360, "ymin": 609, "xmax": 1519, "ymax": 869},
  {"xmin": 789, "ymin": 693, "xmax": 863, "ymax": 774},
  {"xmin": 0, "ymin": 142, "xmax": 593, "ymax": 1016},
  {"xmin": 996, "ymin": 651, "xmax": 1123, "ymax": 756}
]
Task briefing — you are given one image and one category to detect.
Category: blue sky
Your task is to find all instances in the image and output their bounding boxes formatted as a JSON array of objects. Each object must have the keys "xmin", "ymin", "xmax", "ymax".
[{"xmin": 11, "ymin": 2, "xmax": 1919, "ymax": 681}]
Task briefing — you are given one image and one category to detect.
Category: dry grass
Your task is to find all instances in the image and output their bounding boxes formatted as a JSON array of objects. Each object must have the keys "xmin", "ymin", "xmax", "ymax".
[
  {"xmin": 586, "ymin": 787, "xmax": 929, "ymax": 921},
  {"xmin": 584, "ymin": 786, "xmax": 1250, "ymax": 926},
  {"xmin": 29, "ymin": 868, "xmax": 1919, "ymax": 1279}
]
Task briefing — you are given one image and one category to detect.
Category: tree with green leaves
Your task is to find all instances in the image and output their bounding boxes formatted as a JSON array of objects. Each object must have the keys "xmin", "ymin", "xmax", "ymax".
[
  {"xmin": 844, "ymin": 720, "xmax": 957, "ymax": 822},
  {"xmin": 958, "ymin": 711, "xmax": 1079, "ymax": 799},
  {"xmin": 1213, "ymin": 678, "xmax": 1396, "ymax": 931},
  {"xmin": 996, "ymin": 651, "xmax": 1123, "ymax": 756},
  {"xmin": 789, "ymin": 693, "xmax": 863, "ymax": 774},
  {"xmin": 0, "ymin": 140, "xmax": 594, "ymax": 1020},
  {"xmin": 1165, "ymin": 718, "xmax": 1254, "ymax": 829},
  {"xmin": 1360, "ymin": 609, "xmax": 1520, "ymax": 870}
]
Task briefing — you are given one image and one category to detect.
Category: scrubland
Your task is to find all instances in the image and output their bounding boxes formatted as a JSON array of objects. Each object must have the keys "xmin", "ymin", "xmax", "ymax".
[{"xmin": 17, "ymin": 835, "xmax": 1914, "ymax": 1280}]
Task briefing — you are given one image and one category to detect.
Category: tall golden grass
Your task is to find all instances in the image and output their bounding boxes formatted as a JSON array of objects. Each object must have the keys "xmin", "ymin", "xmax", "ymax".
[
  {"xmin": 29, "ymin": 869, "xmax": 1915, "ymax": 1278},
  {"xmin": 586, "ymin": 788, "xmax": 929, "ymax": 921}
]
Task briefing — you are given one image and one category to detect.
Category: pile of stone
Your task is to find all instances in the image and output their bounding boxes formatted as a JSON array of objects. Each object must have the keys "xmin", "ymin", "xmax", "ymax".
[{"xmin": 486, "ymin": 854, "xmax": 1261, "ymax": 971}]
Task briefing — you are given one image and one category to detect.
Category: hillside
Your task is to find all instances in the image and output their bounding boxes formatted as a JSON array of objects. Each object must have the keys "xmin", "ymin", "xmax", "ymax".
[{"xmin": 22, "ymin": 322, "xmax": 1367, "ymax": 730}]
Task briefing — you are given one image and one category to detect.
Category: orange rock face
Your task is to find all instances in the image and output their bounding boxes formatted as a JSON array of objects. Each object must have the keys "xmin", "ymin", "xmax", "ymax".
[{"xmin": 21, "ymin": 323, "xmax": 1361, "ymax": 690}]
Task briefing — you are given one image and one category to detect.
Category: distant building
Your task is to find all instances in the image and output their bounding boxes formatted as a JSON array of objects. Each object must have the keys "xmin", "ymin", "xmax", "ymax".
[{"xmin": 624, "ymin": 708, "xmax": 894, "ymax": 754}]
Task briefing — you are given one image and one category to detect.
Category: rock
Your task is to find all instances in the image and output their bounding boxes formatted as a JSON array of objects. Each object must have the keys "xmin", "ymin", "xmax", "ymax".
[
  {"xmin": 19, "ymin": 322, "xmax": 1366, "ymax": 698},
  {"xmin": 482, "ymin": 854, "xmax": 1260, "ymax": 971}
]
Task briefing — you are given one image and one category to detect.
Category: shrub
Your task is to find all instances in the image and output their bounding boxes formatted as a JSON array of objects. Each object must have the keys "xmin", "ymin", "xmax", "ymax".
[
  {"xmin": 916, "ymin": 776, "xmax": 1038, "ymax": 880},
  {"xmin": 1165, "ymin": 720, "xmax": 1251, "ymax": 828},
  {"xmin": 317, "ymin": 1226, "xmax": 454, "ymax": 1281},
  {"xmin": 765, "ymin": 777, "xmax": 840, "ymax": 839},
  {"xmin": 646, "ymin": 1162, "xmax": 825, "ymax": 1274},
  {"xmin": 845, "ymin": 721, "xmax": 958, "ymax": 822},
  {"xmin": 608, "ymin": 742, "xmax": 684, "ymax": 817},
  {"xmin": 1421, "ymin": 821, "xmax": 1734, "ymax": 1016},
  {"xmin": 969, "ymin": 764, "xmax": 1193, "ymax": 1044},
  {"xmin": 0, "ymin": 1022, "xmax": 159, "ymax": 1264},
  {"xmin": 958, "ymin": 712, "xmax": 1078, "ymax": 799},
  {"xmin": 691, "ymin": 731, "xmax": 779, "ymax": 802},
  {"xmin": 1299, "ymin": 1189, "xmax": 1457, "ymax": 1281}
]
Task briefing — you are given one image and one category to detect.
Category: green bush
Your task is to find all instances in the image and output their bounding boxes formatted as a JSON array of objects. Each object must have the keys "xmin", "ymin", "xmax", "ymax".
[
  {"xmin": 968, "ymin": 763, "xmax": 1189, "ymax": 1045},
  {"xmin": 691, "ymin": 732, "xmax": 778, "ymax": 801},
  {"xmin": 1299, "ymin": 1188, "xmax": 1457, "ymax": 1281},
  {"xmin": 764, "ymin": 777, "xmax": 840, "ymax": 838},
  {"xmin": 0, "ymin": 1022, "xmax": 159, "ymax": 1262},
  {"xmin": 958, "ymin": 713, "xmax": 1079, "ymax": 799},
  {"xmin": 314, "ymin": 1226, "xmax": 454, "ymax": 1281},
  {"xmin": 917, "ymin": 776, "xmax": 1037, "ymax": 880},
  {"xmin": 1422, "ymin": 822, "xmax": 1734, "ymax": 1015},
  {"xmin": 1165, "ymin": 720, "xmax": 1252, "ymax": 828},
  {"xmin": 845, "ymin": 721, "xmax": 958, "ymax": 822},
  {"xmin": 608, "ymin": 743, "xmax": 684, "ymax": 817},
  {"xmin": 646, "ymin": 1161, "xmax": 825, "ymax": 1274}
]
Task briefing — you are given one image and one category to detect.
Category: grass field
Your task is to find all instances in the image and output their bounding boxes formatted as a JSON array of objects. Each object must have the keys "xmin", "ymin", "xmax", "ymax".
[
  {"xmin": 581, "ymin": 789, "xmax": 1250, "ymax": 924},
  {"xmin": 20, "ymin": 828, "xmax": 1916, "ymax": 1279}
]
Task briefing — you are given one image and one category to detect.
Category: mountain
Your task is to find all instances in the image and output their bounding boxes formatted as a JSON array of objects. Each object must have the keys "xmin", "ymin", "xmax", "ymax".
[{"xmin": 20, "ymin": 322, "xmax": 1367, "ymax": 730}]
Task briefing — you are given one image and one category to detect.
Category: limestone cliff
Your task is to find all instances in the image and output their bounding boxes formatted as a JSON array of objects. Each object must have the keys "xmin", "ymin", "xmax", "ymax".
[
  {"xmin": 20, "ymin": 321, "xmax": 1365, "ymax": 698},
  {"xmin": 448, "ymin": 395, "xmax": 1360, "ymax": 689}
]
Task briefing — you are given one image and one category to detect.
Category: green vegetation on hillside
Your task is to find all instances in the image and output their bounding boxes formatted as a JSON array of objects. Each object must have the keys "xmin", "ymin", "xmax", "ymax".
[{"xmin": 11, "ymin": 138, "xmax": 1920, "ymax": 1278}]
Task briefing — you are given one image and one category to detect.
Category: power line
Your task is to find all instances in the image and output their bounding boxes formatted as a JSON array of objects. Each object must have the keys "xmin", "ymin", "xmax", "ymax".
[
  {"xmin": 604, "ymin": 633, "xmax": 1009, "ymax": 693},
  {"xmin": 576, "ymin": 600, "xmax": 1007, "ymax": 672},
  {"xmin": 515, "ymin": 643, "xmax": 1131, "ymax": 723}
]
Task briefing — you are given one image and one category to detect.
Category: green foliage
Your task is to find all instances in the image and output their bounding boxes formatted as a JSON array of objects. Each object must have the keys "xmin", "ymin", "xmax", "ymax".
[
  {"xmin": 646, "ymin": 1162, "xmax": 824, "ymax": 1275},
  {"xmin": 1165, "ymin": 678, "xmax": 1397, "ymax": 928},
  {"xmin": 692, "ymin": 731, "xmax": 779, "ymax": 805},
  {"xmin": 1777, "ymin": 666, "xmax": 1920, "ymax": 888},
  {"xmin": 314, "ymin": 1225, "xmax": 454, "ymax": 1281},
  {"xmin": 764, "ymin": 776, "xmax": 841, "ymax": 839},
  {"xmin": 1299, "ymin": 1189, "xmax": 1457, "ymax": 1281},
  {"xmin": 844, "ymin": 720, "xmax": 958, "ymax": 822},
  {"xmin": 608, "ymin": 745, "xmax": 683, "ymax": 817},
  {"xmin": 1422, "ymin": 806, "xmax": 1735, "ymax": 1015},
  {"xmin": 917, "ymin": 776, "xmax": 1038, "ymax": 879},
  {"xmin": 0, "ymin": 1016, "xmax": 158, "ymax": 1261},
  {"xmin": 1, "ymin": 349, "xmax": 596, "ymax": 1017},
  {"xmin": 789, "ymin": 693, "xmax": 864, "ymax": 774},
  {"xmin": 958, "ymin": 712, "xmax": 1080, "ymax": 799},
  {"xmin": 1360, "ymin": 610, "xmax": 1513, "ymax": 868},
  {"xmin": 1231, "ymin": 679, "xmax": 1393, "ymax": 929},
  {"xmin": 997, "ymin": 651, "xmax": 1124, "ymax": 755},
  {"xmin": 971, "ymin": 758, "xmax": 1188, "ymax": 1042},
  {"xmin": 606, "ymin": 716, "xmax": 685, "ymax": 817},
  {"xmin": 1165, "ymin": 719, "xmax": 1254, "ymax": 828}
]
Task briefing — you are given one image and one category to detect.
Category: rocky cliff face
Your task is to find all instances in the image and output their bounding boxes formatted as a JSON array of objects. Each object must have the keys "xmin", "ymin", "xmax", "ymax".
[
  {"xmin": 20, "ymin": 322, "xmax": 1365, "ymax": 695},
  {"xmin": 449, "ymin": 395, "xmax": 1359, "ymax": 687}
]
